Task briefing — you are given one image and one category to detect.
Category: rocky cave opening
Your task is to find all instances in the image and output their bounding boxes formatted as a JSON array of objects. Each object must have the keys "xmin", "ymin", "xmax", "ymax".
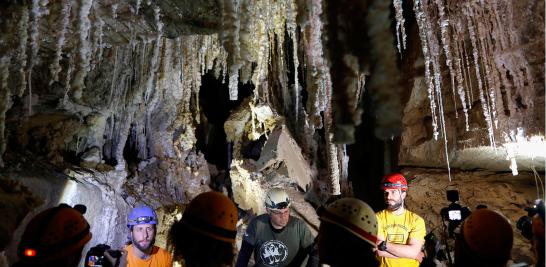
[{"xmin": 0, "ymin": 0, "xmax": 544, "ymax": 266}]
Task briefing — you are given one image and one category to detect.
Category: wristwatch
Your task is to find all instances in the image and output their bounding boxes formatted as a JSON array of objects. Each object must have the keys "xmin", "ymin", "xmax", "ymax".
[{"xmin": 378, "ymin": 241, "xmax": 388, "ymax": 251}]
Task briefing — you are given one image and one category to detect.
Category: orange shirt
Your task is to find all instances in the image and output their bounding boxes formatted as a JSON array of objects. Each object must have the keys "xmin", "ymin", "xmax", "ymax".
[{"xmin": 125, "ymin": 244, "xmax": 173, "ymax": 267}]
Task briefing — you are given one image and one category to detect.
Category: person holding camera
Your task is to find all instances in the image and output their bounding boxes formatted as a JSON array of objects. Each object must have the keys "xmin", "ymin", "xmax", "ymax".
[
  {"xmin": 375, "ymin": 173, "xmax": 426, "ymax": 267},
  {"xmin": 106, "ymin": 205, "xmax": 172, "ymax": 267},
  {"xmin": 168, "ymin": 191, "xmax": 239, "ymax": 267},
  {"xmin": 11, "ymin": 204, "xmax": 92, "ymax": 267},
  {"xmin": 235, "ymin": 188, "xmax": 318, "ymax": 267}
]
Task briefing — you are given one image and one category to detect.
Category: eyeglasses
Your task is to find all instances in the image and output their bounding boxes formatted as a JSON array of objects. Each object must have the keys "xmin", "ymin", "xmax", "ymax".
[{"xmin": 129, "ymin": 216, "xmax": 155, "ymax": 224}]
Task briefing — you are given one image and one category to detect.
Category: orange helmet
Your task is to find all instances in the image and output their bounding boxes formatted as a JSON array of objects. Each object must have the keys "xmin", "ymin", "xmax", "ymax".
[
  {"xmin": 181, "ymin": 191, "xmax": 238, "ymax": 243},
  {"xmin": 17, "ymin": 204, "xmax": 92, "ymax": 263},
  {"xmin": 461, "ymin": 209, "xmax": 513, "ymax": 261},
  {"xmin": 380, "ymin": 173, "xmax": 408, "ymax": 191}
]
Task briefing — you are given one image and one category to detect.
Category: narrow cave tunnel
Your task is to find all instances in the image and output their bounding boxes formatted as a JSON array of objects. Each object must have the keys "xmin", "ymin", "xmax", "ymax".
[{"xmin": 0, "ymin": 0, "xmax": 544, "ymax": 267}]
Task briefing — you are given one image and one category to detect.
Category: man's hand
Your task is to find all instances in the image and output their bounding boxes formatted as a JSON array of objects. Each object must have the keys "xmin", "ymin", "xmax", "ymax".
[
  {"xmin": 105, "ymin": 249, "xmax": 128, "ymax": 267},
  {"xmin": 415, "ymin": 251, "xmax": 424, "ymax": 263}
]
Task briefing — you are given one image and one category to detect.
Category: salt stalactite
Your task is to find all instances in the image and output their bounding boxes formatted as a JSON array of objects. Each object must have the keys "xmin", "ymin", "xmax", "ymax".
[
  {"xmin": 287, "ymin": 0, "xmax": 299, "ymax": 123},
  {"xmin": 50, "ymin": 0, "xmax": 72, "ymax": 84},
  {"xmin": 221, "ymin": 0, "xmax": 242, "ymax": 100},
  {"xmin": 452, "ymin": 42, "xmax": 470, "ymax": 131},
  {"xmin": 111, "ymin": 3, "xmax": 118, "ymax": 18},
  {"xmin": 413, "ymin": 0, "xmax": 438, "ymax": 140},
  {"xmin": 72, "ymin": 0, "xmax": 94, "ymax": 100},
  {"xmin": 237, "ymin": 0, "xmax": 253, "ymax": 84},
  {"xmin": 90, "ymin": 2, "xmax": 98, "ymax": 71},
  {"xmin": 475, "ymin": 14, "xmax": 499, "ymax": 129},
  {"xmin": 457, "ymin": 40, "xmax": 472, "ymax": 110},
  {"xmin": 0, "ymin": 56, "xmax": 11, "ymax": 167},
  {"xmin": 461, "ymin": 39, "xmax": 474, "ymax": 105},
  {"xmin": 464, "ymin": 5, "xmax": 496, "ymax": 148},
  {"xmin": 324, "ymin": 76, "xmax": 341, "ymax": 195},
  {"xmin": 108, "ymin": 47, "xmax": 120, "ymax": 108},
  {"xmin": 97, "ymin": 18, "xmax": 105, "ymax": 66},
  {"xmin": 91, "ymin": 9, "xmax": 105, "ymax": 71},
  {"xmin": 434, "ymin": 0, "xmax": 458, "ymax": 118},
  {"xmin": 416, "ymin": 0, "xmax": 451, "ymax": 180},
  {"xmin": 61, "ymin": 53, "xmax": 75, "ymax": 107},
  {"xmin": 28, "ymin": 0, "xmax": 49, "ymax": 115},
  {"xmin": 303, "ymin": 0, "xmax": 327, "ymax": 128},
  {"xmin": 144, "ymin": 5, "xmax": 164, "ymax": 104},
  {"xmin": 17, "ymin": 8, "xmax": 29, "ymax": 98},
  {"xmin": 393, "ymin": 0, "xmax": 406, "ymax": 55},
  {"xmin": 451, "ymin": 15, "xmax": 470, "ymax": 128},
  {"xmin": 135, "ymin": 0, "xmax": 142, "ymax": 14}
]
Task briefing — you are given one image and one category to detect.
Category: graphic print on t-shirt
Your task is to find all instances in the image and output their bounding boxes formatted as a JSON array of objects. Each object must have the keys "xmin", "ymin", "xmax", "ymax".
[{"xmin": 259, "ymin": 240, "xmax": 288, "ymax": 266}]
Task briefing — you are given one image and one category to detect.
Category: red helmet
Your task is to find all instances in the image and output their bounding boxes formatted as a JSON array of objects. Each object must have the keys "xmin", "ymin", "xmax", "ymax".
[{"xmin": 380, "ymin": 173, "xmax": 408, "ymax": 191}]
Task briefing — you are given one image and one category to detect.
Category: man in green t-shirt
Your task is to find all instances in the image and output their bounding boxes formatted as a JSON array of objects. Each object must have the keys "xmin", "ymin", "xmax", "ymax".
[
  {"xmin": 235, "ymin": 188, "xmax": 317, "ymax": 267},
  {"xmin": 375, "ymin": 173, "xmax": 426, "ymax": 267}
]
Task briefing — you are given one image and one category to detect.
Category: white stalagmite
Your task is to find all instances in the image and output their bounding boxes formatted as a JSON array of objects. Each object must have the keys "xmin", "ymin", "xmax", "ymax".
[
  {"xmin": 0, "ymin": 56, "xmax": 11, "ymax": 167},
  {"xmin": 465, "ymin": 5, "xmax": 496, "ymax": 148},
  {"xmin": 393, "ymin": 0, "xmax": 406, "ymax": 55},
  {"xmin": 72, "ymin": 0, "xmax": 94, "ymax": 100},
  {"xmin": 17, "ymin": 8, "xmax": 29, "ymax": 98},
  {"xmin": 50, "ymin": 0, "xmax": 72, "ymax": 84}
]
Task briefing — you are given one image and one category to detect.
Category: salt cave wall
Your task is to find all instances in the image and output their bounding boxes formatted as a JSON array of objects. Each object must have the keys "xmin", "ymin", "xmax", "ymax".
[
  {"xmin": 0, "ymin": 0, "xmax": 543, "ymax": 265},
  {"xmin": 0, "ymin": 0, "xmax": 345, "ymax": 264}
]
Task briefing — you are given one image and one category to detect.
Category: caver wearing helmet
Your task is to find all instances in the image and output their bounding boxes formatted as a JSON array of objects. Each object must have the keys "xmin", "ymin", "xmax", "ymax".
[
  {"xmin": 318, "ymin": 198, "xmax": 379, "ymax": 267},
  {"xmin": 454, "ymin": 208, "xmax": 513, "ymax": 267},
  {"xmin": 235, "ymin": 187, "xmax": 318, "ymax": 267},
  {"xmin": 12, "ymin": 204, "xmax": 92, "ymax": 267},
  {"xmin": 110, "ymin": 205, "xmax": 172, "ymax": 267},
  {"xmin": 376, "ymin": 173, "xmax": 426, "ymax": 267},
  {"xmin": 380, "ymin": 173, "xmax": 408, "ymax": 191},
  {"xmin": 168, "ymin": 191, "xmax": 238, "ymax": 267}
]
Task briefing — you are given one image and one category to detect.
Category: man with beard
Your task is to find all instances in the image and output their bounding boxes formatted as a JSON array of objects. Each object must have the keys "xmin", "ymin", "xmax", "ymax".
[
  {"xmin": 375, "ymin": 173, "xmax": 425, "ymax": 267},
  {"xmin": 107, "ymin": 205, "xmax": 172, "ymax": 267}
]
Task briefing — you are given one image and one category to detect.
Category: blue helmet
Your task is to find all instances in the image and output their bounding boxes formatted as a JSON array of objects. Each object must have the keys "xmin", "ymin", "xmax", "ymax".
[{"xmin": 127, "ymin": 205, "xmax": 158, "ymax": 228}]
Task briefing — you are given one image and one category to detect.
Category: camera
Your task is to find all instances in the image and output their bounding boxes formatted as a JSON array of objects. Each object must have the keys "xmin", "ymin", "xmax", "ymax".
[
  {"xmin": 85, "ymin": 244, "xmax": 122, "ymax": 267},
  {"xmin": 516, "ymin": 199, "xmax": 545, "ymax": 240},
  {"xmin": 440, "ymin": 190, "xmax": 471, "ymax": 237}
]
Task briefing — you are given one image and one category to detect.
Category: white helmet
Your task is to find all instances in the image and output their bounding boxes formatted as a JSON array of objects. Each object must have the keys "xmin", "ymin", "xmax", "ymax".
[
  {"xmin": 319, "ymin": 198, "xmax": 378, "ymax": 246},
  {"xmin": 265, "ymin": 188, "xmax": 291, "ymax": 210}
]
